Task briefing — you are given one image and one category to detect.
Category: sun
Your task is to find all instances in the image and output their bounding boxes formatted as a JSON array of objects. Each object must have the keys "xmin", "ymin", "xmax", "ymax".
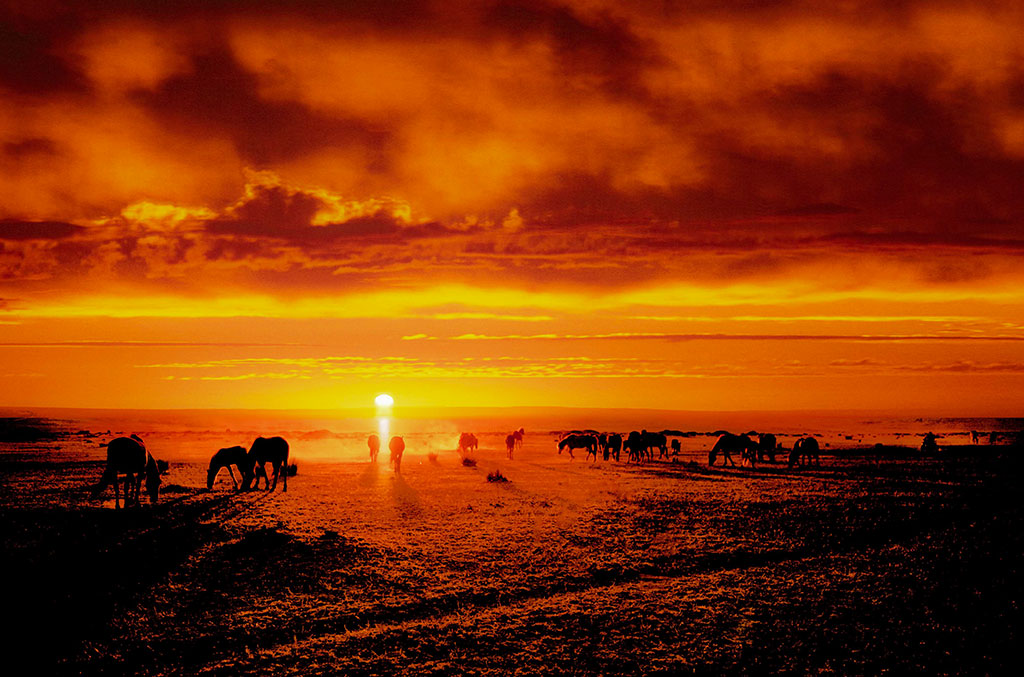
[{"xmin": 374, "ymin": 393, "xmax": 394, "ymax": 408}]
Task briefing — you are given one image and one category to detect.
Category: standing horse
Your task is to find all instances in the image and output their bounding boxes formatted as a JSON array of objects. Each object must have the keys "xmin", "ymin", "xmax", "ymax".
[
  {"xmin": 245, "ymin": 436, "xmax": 289, "ymax": 491},
  {"xmin": 207, "ymin": 445, "xmax": 249, "ymax": 490},
  {"xmin": 709, "ymin": 433, "xmax": 758, "ymax": 467},
  {"xmin": 459, "ymin": 432, "xmax": 479, "ymax": 455},
  {"xmin": 389, "ymin": 436, "xmax": 405, "ymax": 473},
  {"xmin": 557, "ymin": 434, "xmax": 597, "ymax": 461},
  {"xmin": 757, "ymin": 433, "xmax": 778, "ymax": 462},
  {"xmin": 368, "ymin": 434, "xmax": 381, "ymax": 463},
  {"xmin": 643, "ymin": 431, "xmax": 668, "ymax": 460},
  {"xmin": 513, "ymin": 428, "xmax": 524, "ymax": 451},
  {"xmin": 624, "ymin": 431, "xmax": 645, "ymax": 463},
  {"xmin": 505, "ymin": 434, "xmax": 516, "ymax": 459},
  {"xmin": 92, "ymin": 435, "xmax": 160, "ymax": 509},
  {"xmin": 606, "ymin": 433, "xmax": 622, "ymax": 462}
]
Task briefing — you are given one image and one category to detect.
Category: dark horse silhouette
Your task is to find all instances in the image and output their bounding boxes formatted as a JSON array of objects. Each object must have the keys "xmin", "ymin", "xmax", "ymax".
[
  {"xmin": 244, "ymin": 436, "xmax": 290, "ymax": 491},
  {"xmin": 513, "ymin": 428, "xmax": 524, "ymax": 450},
  {"xmin": 789, "ymin": 436, "xmax": 820, "ymax": 467},
  {"xmin": 459, "ymin": 432, "xmax": 479, "ymax": 455},
  {"xmin": 605, "ymin": 433, "xmax": 622, "ymax": 461},
  {"xmin": 92, "ymin": 435, "xmax": 160, "ymax": 509},
  {"xmin": 505, "ymin": 434, "xmax": 516, "ymax": 459},
  {"xmin": 368, "ymin": 434, "xmax": 381, "ymax": 462},
  {"xmin": 709, "ymin": 433, "xmax": 757, "ymax": 467},
  {"xmin": 757, "ymin": 433, "xmax": 778, "ymax": 462},
  {"xmin": 558, "ymin": 433, "xmax": 597, "ymax": 461},
  {"xmin": 207, "ymin": 445, "xmax": 249, "ymax": 490},
  {"xmin": 389, "ymin": 436, "xmax": 405, "ymax": 473}
]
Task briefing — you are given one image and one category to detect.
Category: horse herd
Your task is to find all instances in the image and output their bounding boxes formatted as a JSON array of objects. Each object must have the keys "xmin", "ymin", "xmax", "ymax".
[
  {"xmin": 92, "ymin": 427, "xmax": 822, "ymax": 509},
  {"xmin": 557, "ymin": 430, "xmax": 821, "ymax": 469},
  {"xmin": 92, "ymin": 434, "xmax": 291, "ymax": 509}
]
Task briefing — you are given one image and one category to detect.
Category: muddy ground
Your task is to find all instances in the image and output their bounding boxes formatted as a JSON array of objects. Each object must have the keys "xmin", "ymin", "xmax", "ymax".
[{"xmin": 2, "ymin": 439, "xmax": 1022, "ymax": 675}]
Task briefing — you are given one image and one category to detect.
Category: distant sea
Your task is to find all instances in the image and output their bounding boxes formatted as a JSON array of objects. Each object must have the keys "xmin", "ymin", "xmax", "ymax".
[{"xmin": 2, "ymin": 407, "xmax": 1021, "ymax": 464}]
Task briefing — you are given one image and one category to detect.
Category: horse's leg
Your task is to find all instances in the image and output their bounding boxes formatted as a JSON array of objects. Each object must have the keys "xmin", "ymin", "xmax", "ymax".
[
  {"xmin": 227, "ymin": 465, "xmax": 238, "ymax": 489},
  {"xmin": 282, "ymin": 460, "xmax": 287, "ymax": 492},
  {"xmin": 114, "ymin": 473, "xmax": 120, "ymax": 509}
]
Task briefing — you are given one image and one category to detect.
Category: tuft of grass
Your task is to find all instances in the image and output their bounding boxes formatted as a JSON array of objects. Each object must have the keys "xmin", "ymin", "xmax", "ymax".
[
  {"xmin": 487, "ymin": 469, "xmax": 509, "ymax": 483},
  {"xmin": 286, "ymin": 463, "xmax": 298, "ymax": 477},
  {"xmin": 462, "ymin": 457, "xmax": 477, "ymax": 467}
]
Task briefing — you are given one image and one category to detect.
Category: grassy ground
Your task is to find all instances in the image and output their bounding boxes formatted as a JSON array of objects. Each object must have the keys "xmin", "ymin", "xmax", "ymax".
[{"xmin": 2, "ymin": 443, "xmax": 1021, "ymax": 675}]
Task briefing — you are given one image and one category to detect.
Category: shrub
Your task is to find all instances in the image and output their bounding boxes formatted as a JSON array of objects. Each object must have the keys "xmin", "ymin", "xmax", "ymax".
[
  {"xmin": 286, "ymin": 463, "xmax": 298, "ymax": 477},
  {"xmin": 462, "ymin": 457, "xmax": 477, "ymax": 467},
  {"xmin": 487, "ymin": 469, "xmax": 508, "ymax": 483}
]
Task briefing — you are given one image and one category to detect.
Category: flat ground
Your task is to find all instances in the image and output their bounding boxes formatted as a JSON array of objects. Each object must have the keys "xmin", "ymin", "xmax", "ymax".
[{"xmin": 2, "ymin": 436, "xmax": 1022, "ymax": 675}]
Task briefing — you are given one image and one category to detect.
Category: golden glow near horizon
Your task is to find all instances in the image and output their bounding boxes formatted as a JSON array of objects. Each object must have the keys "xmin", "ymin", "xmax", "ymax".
[{"xmin": 2, "ymin": 2, "xmax": 1024, "ymax": 413}]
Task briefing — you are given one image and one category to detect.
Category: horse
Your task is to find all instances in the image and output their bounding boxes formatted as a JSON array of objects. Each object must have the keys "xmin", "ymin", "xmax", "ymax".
[
  {"xmin": 459, "ymin": 432, "xmax": 479, "ymax": 455},
  {"xmin": 513, "ymin": 428, "xmax": 524, "ymax": 450},
  {"xmin": 606, "ymin": 433, "xmax": 622, "ymax": 462},
  {"xmin": 624, "ymin": 431, "xmax": 646, "ymax": 463},
  {"xmin": 91, "ymin": 435, "xmax": 160, "ymax": 509},
  {"xmin": 670, "ymin": 439, "xmax": 681, "ymax": 456},
  {"xmin": 789, "ymin": 436, "xmax": 820, "ymax": 467},
  {"xmin": 389, "ymin": 436, "xmax": 405, "ymax": 473},
  {"xmin": 245, "ymin": 436, "xmax": 289, "ymax": 491},
  {"xmin": 643, "ymin": 431, "xmax": 668, "ymax": 460},
  {"xmin": 207, "ymin": 445, "xmax": 249, "ymax": 490},
  {"xmin": 709, "ymin": 433, "xmax": 758, "ymax": 467},
  {"xmin": 368, "ymin": 434, "xmax": 381, "ymax": 462},
  {"xmin": 557, "ymin": 434, "xmax": 597, "ymax": 461},
  {"xmin": 757, "ymin": 433, "xmax": 778, "ymax": 462}
]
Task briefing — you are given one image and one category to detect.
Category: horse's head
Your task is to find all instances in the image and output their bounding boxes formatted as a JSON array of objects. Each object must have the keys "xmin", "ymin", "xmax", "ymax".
[{"xmin": 146, "ymin": 457, "xmax": 161, "ymax": 503}]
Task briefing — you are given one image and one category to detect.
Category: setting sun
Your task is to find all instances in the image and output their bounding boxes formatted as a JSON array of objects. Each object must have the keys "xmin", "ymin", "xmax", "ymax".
[{"xmin": 2, "ymin": 2, "xmax": 1022, "ymax": 673}]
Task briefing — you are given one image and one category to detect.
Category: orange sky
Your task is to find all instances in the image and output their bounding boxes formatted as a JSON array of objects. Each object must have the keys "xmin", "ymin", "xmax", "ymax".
[{"xmin": 2, "ymin": 1, "xmax": 1023, "ymax": 412}]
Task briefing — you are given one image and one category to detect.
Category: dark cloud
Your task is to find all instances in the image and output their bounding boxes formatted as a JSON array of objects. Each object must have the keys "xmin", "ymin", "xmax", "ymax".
[
  {"xmin": 132, "ymin": 47, "xmax": 392, "ymax": 166},
  {"xmin": 2, "ymin": 137, "xmax": 59, "ymax": 158},
  {"xmin": 0, "ymin": 13, "xmax": 86, "ymax": 95},
  {"xmin": 0, "ymin": 219, "xmax": 83, "ymax": 240}
]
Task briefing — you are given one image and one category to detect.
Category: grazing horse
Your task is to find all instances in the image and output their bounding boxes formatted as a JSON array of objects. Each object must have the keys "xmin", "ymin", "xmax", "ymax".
[
  {"xmin": 207, "ymin": 445, "xmax": 249, "ymax": 490},
  {"xmin": 670, "ymin": 439, "xmax": 682, "ymax": 456},
  {"xmin": 367, "ymin": 434, "xmax": 381, "ymax": 462},
  {"xmin": 92, "ymin": 436, "xmax": 160, "ymax": 509},
  {"xmin": 558, "ymin": 434, "xmax": 597, "ymax": 461},
  {"xmin": 757, "ymin": 433, "xmax": 778, "ymax": 462},
  {"xmin": 606, "ymin": 433, "xmax": 622, "ymax": 462},
  {"xmin": 245, "ymin": 436, "xmax": 289, "ymax": 491},
  {"xmin": 389, "ymin": 436, "xmax": 405, "ymax": 473},
  {"xmin": 459, "ymin": 432, "xmax": 479, "ymax": 455},
  {"xmin": 789, "ymin": 436, "xmax": 820, "ymax": 467},
  {"xmin": 709, "ymin": 433, "xmax": 758, "ymax": 467}
]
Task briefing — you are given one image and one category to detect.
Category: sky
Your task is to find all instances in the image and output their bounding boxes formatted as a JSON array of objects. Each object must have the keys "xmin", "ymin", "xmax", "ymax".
[{"xmin": 2, "ymin": 0, "xmax": 1023, "ymax": 413}]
